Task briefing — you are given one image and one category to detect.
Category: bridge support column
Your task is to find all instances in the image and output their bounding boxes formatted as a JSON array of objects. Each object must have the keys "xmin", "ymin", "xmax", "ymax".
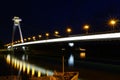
[{"xmin": 12, "ymin": 16, "xmax": 24, "ymax": 47}]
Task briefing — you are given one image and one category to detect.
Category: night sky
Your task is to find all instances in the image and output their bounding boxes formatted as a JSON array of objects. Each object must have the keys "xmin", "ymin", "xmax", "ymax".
[{"xmin": 0, "ymin": 0, "xmax": 120, "ymax": 43}]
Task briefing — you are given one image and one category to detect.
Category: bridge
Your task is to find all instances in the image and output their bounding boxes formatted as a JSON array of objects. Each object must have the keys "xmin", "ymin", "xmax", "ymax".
[
  {"xmin": 2, "ymin": 17, "xmax": 120, "ymax": 80},
  {"xmin": 12, "ymin": 31, "xmax": 120, "ymax": 47}
]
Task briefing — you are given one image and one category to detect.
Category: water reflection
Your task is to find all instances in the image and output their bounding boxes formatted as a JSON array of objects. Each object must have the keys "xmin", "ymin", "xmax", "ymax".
[
  {"xmin": 38, "ymin": 70, "xmax": 41, "ymax": 77},
  {"xmin": 68, "ymin": 54, "xmax": 74, "ymax": 66},
  {"xmin": 23, "ymin": 63, "xmax": 26, "ymax": 72},
  {"xmin": 5, "ymin": 54, "xmax": 54, "ymax": 77},
  {"xmin": 27, "ymin": 64, "xmax": 30, "ymax": 74},
  {"xmin": 6, "ymin": 54, "xmax": 10, "ymax": 64},
  {"xmin": 80, "ymin": 52, "xmax": 86, "ymax": 59}
]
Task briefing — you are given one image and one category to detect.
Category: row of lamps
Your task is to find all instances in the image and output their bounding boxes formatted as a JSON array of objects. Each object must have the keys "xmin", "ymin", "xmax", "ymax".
[{"xmin": 6, "ymin": 18, "xmax": 119, "ymax": 45}]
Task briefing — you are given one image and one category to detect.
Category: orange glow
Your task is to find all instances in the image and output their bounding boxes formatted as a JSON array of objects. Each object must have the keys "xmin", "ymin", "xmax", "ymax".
[
  {"xmin": 20, "ymin": 62, "xmax": 22, "ymax": 70},
  {"xmin": 38, "ymin": 71, "xmax": 41, "ymax": 77},
  {"xmin": 45, "ymin": 33, "xmax": 49, "ymax": 37},
  {"xmin": 18, "ymin": 40, "xmax": 20, "ymax": 43},
  {"xmin": 80, "ymin": 52, "xmax": 86, "ymax": 58},
  {"xmin": 11, "ymin": 58, "xmax": 14, "ymax": 66},
  {"xmin": 23, "ymin": 63, "xmax": 26, "ymax": 72},
  {"xmin": 28, "ymin": 37, "xmax": 31, "ymax": 41},
  {"xmin": 6, "ymin": 54, "xmax": 11, "ymax": 64},
  {"xmin": 67, "ymin": 28, "xmax": 72, "ymax": 33},
  {"xmin": 109, "ymin": 19, "xmax": 117, "ymax": 26},
  {"xmin": 32, "ymin": 67, "xmax": 35, "ymax": 76},
  {"xmin": 80, "ymin": 48, "xmax": 86, "ymax": 51},
  {"xmin": 17, "ymin": 61, "xmax": 20, "ymax": 69},
  {"xmin": 108, "ymin": 19, "xmax": 118, "ymax": 31},
  {"xmin": 15, "ymin": 41, "xmax": 17, "ymax": 43},
  {"xmin": 14, "ymin": 59, "xmax": 17, "ymax": 68},
  {"xmin": 32, "ymin": 36, "xmax": 36, "ymax": 40},
  {"xmin": 27, "ymin": 64, "xmax": 30, "ymax": 74},
  {"xmin": 54, "ymin": 31, "xmax": 59, "ymax": 35},
  {"xmin": 83, "ymin": 24, "xmax": 90, "ymax": 30}
]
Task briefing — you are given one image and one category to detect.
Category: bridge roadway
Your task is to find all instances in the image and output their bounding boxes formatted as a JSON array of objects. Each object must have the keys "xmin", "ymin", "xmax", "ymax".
[{"xmin": 13, "ymin": 32, "xmax": 120, "ymax": 47}]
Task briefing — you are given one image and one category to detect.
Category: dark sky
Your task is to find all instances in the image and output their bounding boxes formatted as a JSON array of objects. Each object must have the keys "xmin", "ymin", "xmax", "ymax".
[{"xmin": 0, "ymin": 0, "xmax": 120, "ymax": 43}]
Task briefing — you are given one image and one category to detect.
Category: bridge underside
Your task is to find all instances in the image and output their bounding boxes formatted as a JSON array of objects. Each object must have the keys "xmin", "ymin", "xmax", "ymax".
[{"xmin": 18, "ymin": 40, "xmax": 120, "ymax": 65}]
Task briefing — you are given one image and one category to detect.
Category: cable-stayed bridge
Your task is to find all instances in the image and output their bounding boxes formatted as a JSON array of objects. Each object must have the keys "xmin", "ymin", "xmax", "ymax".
[{"xmin": 13, "ymin": 32, "xmax": 120, "ymax": 47}]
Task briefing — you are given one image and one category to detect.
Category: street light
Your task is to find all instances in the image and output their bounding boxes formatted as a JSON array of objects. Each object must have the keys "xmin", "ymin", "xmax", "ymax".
[
  {"xmin": 24, "ymin": 38, "xmax": 27, "ymax": 42},
  {"xmin": 54, "ymin": 31, "xmax": 59, "ymax": 35},
  {"xmin": 54, "ymin": 31, "xmax": 60, "ymax": 37},
  {"xmin": 17, "ymin": 40, "xmax": 20, "ymax": 43},
  {"xmin": 45, "ymin": 33, "xmax": 49, "ymax": 39},
  {"xmin": 109, "ymin": 19, "xmax": 117, "ymax": 31},
  {"xmin": 83, "ymin": 24, "xmax": 90, "ymax": 34},
  {"xmin": 66, "ymin": 27, "xmax": 72, "ymax": 36},
  {"xmin": 32, "ymin": 36, "xmax": 36, "ymax": 40},
  {"xmin": 38, "ymin": 35, "xmax": 42, "ymax": 39},
  {"xmin": 28, "ymin": 37, "xmax": 31, "ymax": 41},
  {"xmin": 45, "ymin": 33, "xmax": 49, "ymax": 37},
  {"xmin": 15, "ymin": 41, "xmax": 17, "ymax": 44}
]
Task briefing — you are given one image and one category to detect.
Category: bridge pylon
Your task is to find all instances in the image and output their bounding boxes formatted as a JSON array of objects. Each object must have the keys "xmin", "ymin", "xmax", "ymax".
[{"xmin": 12, "ymin": 16, "xmax": 24, "ymax": 48}]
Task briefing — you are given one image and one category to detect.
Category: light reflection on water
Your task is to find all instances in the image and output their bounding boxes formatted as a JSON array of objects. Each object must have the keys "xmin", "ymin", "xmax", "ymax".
[
  {"xmin": 5, "ymin": 54, "xmax": 83, "ymax": 80},
  {"xmin": 68, "ymin": 54, "xmax": 74, "ymax": 66},
  {"xmin": 6, "ymin": 54, "xmax": 54, "ymax": 77}
]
